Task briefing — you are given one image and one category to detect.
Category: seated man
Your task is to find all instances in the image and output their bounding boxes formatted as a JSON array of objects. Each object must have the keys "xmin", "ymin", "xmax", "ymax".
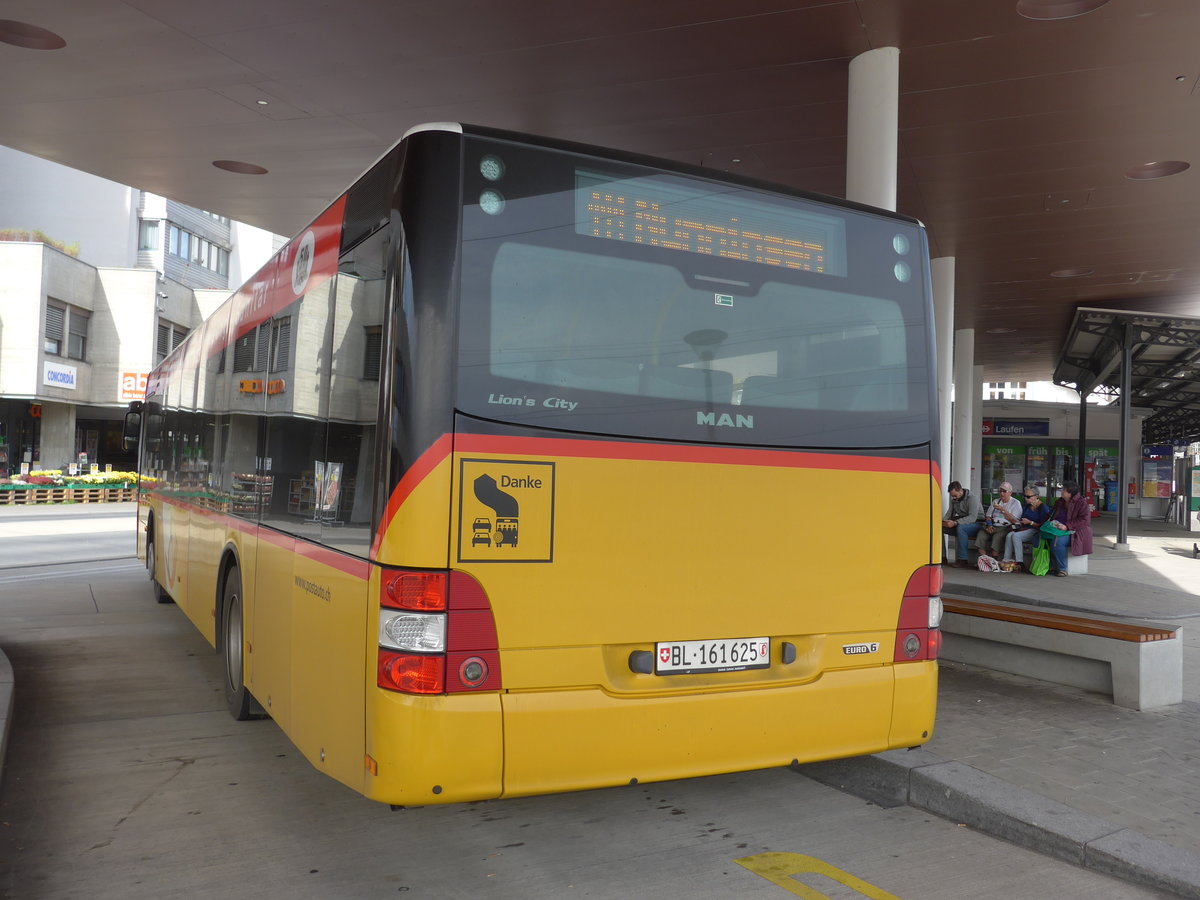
[
  {"xmin": 975, "ymin": 482, "xmax": 1022, "ymax": 559},
  {"xmin": 1002, "ymin": 486, "xmax": 1051, "ymax": 569},
  {"xmin": 942, "ymin": 481, "xmax": 982, "ymax": 567}
]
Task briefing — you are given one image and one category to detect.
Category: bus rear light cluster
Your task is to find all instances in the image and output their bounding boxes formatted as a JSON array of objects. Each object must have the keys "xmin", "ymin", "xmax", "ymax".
[
  {"xmin": 377, "ymin": 569, "xmax": 501, "ymax": 695},
  {"xmin": 894, "ymin": 564, "xmax": 943, "ymax": 662}
]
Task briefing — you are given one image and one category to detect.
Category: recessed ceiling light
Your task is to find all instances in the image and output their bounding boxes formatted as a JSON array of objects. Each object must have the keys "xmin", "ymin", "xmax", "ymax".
[
  {"xmin": 212, "ymin": 159, "xmax": 269, "ymax": 175},
  {"xmin": 256, "ymin": 99, "xmax": 269, "ymax": 106},
  {"xmin": 1016, "ymin": 0, "xmax": 1111, "ymax": 20},
  {"xmin": 986, "ymin": 327, "xmax": 1017, "ymax": 334},
  {"xmin": 0, "ymin": 19, "xmax": 66, "ymax": 50},
  {"xmin": 1050, "ymin": 267, "xmax": 1094, "ymax": 277},
  {"xmin": 1176, "ymin": 75, "xmax": 1189, "ymax": 83},
  {"xmin": 1125, "ymin": 160, "xmax": 1190, "ymax": 180}
]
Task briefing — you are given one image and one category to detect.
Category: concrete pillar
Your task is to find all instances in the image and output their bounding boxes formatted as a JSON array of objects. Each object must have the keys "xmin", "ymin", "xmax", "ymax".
[
  {"xmin": 38, "ymin": 401, "xmax": 75, "ymax": 469},
  {"xmin": 951, "ymin": 328, "xmax": 974, "ymax": 489},
  {"xmin": 846, "ymin": 46, "xmax": 899, "ymax": 211},
  {"xmin": 932, "ymin": 257, "xmax": 955, "ymax": 490},
  {"xmin": 972, "ymin": 365, "xmax": 985, "ymax": 497}
]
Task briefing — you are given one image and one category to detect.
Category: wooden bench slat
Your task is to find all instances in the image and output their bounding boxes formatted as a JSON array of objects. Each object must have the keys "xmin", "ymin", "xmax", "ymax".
[{"xmin": 943, "ymin": 597, "xmax": 1176, "ymax": 643}]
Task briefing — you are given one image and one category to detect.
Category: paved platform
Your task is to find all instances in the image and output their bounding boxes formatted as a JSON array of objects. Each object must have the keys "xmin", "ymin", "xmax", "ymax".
[
  {"xmin": 0, "ymin": 507, "xmax": 1197, "ymax": 896},
  {"xmin": 925, "ymin": 513, "xmax": 1200, "ymax": 893}
]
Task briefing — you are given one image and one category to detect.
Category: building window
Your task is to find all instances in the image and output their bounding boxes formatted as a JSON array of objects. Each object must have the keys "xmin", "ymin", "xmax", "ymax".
[
  {"xmin": 139, "ymin": 220, "xmax": 160, "ymax": 251},
  {"xmin": 44, "ymin": 303, "xmax": 65, "ymax": 355},
  {"xmin": 168, "ymin": 225, "xmax": 180, "ymax": 256},
  {"xmin": 233, "ymin": 324, "xmax": 271, "ymax": 373},
  {"xmin": 156, "ymin": 320, "xmax": 189, "ymax": 364},
  {"xmin": 156, "ymin": 323, "xmax": 170, "ymax": 363},
  {"xmin": 363, "ymin": 326, "xmax": 382, "ymax": 380},
  {"xmin": 270, "ymin": 317, "xmax": 291, "ymax": 372},
  {"xmin": 68, "ymin": 311, "xmax": 89, "ymax": 361},
  {"xmin": 232, "ymin": 330, "xmax": 256, "ymax": 372}
]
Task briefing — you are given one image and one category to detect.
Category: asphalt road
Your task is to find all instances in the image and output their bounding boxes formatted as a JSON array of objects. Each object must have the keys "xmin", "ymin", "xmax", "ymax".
[
  {"xmin": 0, "ymin": 502, "xmax": 137, "ymax": 570},
  {"xmin": 0, "ymin": 505, "xmax": 1174, "ymax": 899}
]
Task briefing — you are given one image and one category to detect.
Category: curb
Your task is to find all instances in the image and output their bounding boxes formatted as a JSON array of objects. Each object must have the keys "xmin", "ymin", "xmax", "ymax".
[
  {"xmin": 0, "ymin": 648, "xmax": 12, "ymax": 790},
  {"xmin": 798, "ymin": 748, "xmax": 1200, "ymax": 899}
]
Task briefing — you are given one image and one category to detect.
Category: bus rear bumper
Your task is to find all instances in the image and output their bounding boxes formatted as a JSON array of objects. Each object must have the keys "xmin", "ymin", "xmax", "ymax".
[{"xmin": 499, "ymin": 664, "xmax": 935, "ymax": 798}]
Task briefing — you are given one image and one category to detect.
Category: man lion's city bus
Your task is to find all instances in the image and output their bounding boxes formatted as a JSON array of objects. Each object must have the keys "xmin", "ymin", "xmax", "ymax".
[{"xmin": 125, "ymin": 123, "xmax": 943, "ymax": 806}]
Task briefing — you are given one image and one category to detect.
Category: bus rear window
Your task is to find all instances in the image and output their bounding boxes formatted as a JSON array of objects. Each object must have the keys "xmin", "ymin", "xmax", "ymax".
[
  {"xmin": 457, "ymin": 141, "xmax": 932, "ymax": 448},
  {"xmin": 486, "ymin": 243, "xmax": 912, "ymax": 414}
]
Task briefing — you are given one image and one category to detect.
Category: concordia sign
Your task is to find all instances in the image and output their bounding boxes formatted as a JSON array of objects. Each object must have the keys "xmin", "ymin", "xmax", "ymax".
[{"xmin": 43, "ymin": 361, "xmax": 77, "ymax": 390}]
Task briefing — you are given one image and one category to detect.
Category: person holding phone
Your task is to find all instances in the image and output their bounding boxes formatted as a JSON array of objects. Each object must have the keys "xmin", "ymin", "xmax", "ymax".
[
  {"xmin": 1002, "ymin": 486, "xmax": 1051, "ymax": 570},
  {"xmin": 975, "ymin": 482, "xmax": 1022, "ymax": 559}
]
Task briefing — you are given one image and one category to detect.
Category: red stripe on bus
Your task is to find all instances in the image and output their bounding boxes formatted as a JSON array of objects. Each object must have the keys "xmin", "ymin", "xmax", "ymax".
[
  {"xmin": 373, "ymin": 433, "xmax": 935, "ymax": 553},
  {"xmin": 295, "ymin": 538, "xmax": 371, "ymax": 579},
  {"xmin": 370, "ymin": 433, "xmax": 456, "ymax": 558},
  {"xmin": 146, "ymin": 489, "xmax": 370, "ymax": 580},
  {"xmin": 453, "ymin": 434, "xmax": 934, "ymax": 476}
]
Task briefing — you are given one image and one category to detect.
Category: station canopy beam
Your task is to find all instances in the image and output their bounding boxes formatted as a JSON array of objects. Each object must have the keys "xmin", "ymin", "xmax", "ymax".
[{"xmin": 1053, "ymin": 307, "xmax": 1200, "ymax": 444}]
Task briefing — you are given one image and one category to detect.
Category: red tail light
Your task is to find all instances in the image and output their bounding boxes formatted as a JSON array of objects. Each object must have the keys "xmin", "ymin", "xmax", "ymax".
[
  {"xmin": 894, "ymin": 564, "xmax": 943, "ymax": 663},
  {"xmin": 378, "ymin": 651, "xmax": 445, "ymax": 693},
  {"xmin": 381, "ymin": 570, "xmax": 447, "ymax": 610},
  {"xmin": 377, "ymin": 568, "xmax": 502, "ymax": 694}
]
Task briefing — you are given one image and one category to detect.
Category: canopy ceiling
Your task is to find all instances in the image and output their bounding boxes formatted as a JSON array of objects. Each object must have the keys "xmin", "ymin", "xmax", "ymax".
[{"xmin": 2, "ymin": 0, "xmax": 1200, "ymax": 394}]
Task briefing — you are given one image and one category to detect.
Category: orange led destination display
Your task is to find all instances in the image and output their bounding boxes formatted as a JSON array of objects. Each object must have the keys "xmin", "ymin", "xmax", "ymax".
[{"xmin": 576, "ymin": 170, "xmax": 847, "ymax": 276}]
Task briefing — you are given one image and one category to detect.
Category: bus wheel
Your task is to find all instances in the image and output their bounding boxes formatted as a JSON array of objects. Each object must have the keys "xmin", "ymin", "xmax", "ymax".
[
  {"xmin": 146, "ymin": 537, "xmax": 170, "ymax": 604},
  {"xmin": 220, "ymin": 567, "xmax": 256, "ymax": 721}
]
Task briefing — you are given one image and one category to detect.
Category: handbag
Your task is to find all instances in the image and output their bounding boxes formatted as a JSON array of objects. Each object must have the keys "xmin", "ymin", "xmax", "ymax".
[
  {"xmin": 1029, "ymin": 539, "xmax": 1051, "ymax": 576},
  {"xmin": 1039, "ymin": 520, "xmax": 1066, "ymax": 538}
]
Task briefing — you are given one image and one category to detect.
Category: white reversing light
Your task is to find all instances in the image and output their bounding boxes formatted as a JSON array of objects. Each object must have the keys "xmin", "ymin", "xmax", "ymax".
[{"xmin": 379, "ymin": 611, "xmax": 446, "ymax": 653}]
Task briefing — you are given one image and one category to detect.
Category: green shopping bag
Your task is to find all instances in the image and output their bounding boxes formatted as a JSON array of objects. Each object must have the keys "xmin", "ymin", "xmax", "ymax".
[{"xmin": 1029, "ymin": 538, "xmax": 1051, "ymax": 576}]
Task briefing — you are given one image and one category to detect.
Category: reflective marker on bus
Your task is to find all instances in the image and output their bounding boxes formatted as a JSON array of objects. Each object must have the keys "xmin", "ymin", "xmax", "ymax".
[{"xmin": 126, "ymin": 123, "xmax": 941, "ymax": 806}]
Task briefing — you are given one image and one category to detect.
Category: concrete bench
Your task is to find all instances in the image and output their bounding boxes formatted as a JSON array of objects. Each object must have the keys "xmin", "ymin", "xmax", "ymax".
[
  {"xmin": 944, "ymin": 532, "xmax": 1088, "ymax": 574},
  {"xmin": 939, "ymin": 597, "xmax": 1181, "ymax": 710}
]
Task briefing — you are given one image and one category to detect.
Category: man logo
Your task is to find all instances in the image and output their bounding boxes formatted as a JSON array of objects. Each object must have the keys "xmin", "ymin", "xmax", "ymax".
[
  {"xmin": 696, "ymin": 411, "xmax": 754, "ymax": 428},
  {"xmin": 842, "ymin": 642, "xmax": 880, "ymax": 656},
  {"xmin": 291, "ymin": 230, "xmax": 316, "ymax": 296}
]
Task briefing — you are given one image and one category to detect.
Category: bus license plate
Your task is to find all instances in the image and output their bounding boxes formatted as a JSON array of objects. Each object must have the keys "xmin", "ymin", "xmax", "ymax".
[{"xmin": 655, "ymin": 637, "xmax": 770, "ymax": 675}]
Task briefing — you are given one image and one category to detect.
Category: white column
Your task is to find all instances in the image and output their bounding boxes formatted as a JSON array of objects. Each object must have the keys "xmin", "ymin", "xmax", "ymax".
[
  {"xmin": 932, "ymin": 257, "xmax": 955, "ymax": 490},
  {"xmin": 846, "ymin": 46, "xmax": 899, "ymax": 211},
  {"xmin": 972, "ymin": 364, "xmax": 985, "ymax": 497},
  {"xmin": 951, "ymin": 328, "xmax": 974, "ymax": 490}
]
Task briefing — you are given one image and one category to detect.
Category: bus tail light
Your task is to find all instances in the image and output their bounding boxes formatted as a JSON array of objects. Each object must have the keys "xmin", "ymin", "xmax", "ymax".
[
  {"xmin": 894, "ymin": 565, "xmax": 943, "ymax": 663},
  {"xmin": 377, "ymin": 569, "xmax": 502, "ymax": 694}
]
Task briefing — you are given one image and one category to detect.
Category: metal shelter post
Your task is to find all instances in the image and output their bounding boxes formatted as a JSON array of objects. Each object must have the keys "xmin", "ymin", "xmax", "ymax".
[
  {"xmin": 1116, "ymin": 324, "xmax": 1133, "ymax": 549},
  {"xmin": 1076, "ymin": 389, "xmax": 1088, "ymax": 491}
]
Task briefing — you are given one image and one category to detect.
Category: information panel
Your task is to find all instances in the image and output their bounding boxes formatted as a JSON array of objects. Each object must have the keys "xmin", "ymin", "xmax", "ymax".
[{"xmin": 576, "ymin": 170, "xmax": 847, "ymax": 276}]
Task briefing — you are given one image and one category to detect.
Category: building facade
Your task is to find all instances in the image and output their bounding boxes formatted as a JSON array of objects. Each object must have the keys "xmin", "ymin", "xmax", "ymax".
[{"xmin": 0, "ymin": 146, "xmax": 281, "ymax": 475}]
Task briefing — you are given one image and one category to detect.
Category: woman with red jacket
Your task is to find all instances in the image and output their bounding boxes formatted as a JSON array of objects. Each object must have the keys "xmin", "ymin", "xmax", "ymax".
[{"xmin": 1042, "ymin": 480, "xmax": 1094, "ymax": 576}]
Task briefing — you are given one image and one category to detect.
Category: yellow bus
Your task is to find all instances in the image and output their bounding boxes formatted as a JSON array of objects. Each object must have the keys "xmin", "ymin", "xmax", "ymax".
[{"xmin": 126, "ymin": 123, "xmax": 943, "ymax": 806}]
